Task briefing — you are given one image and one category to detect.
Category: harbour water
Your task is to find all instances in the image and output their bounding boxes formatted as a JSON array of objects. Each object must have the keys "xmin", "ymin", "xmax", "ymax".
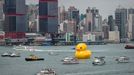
[{"xmin": 0, "ymin": 44, "xmax": 134, "ymax": 75}]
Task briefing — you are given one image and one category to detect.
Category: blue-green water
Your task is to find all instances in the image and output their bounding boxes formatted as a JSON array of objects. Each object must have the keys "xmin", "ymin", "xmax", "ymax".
[{"xmin": 0, "ymin": 44, "xmax": 134, "ymax": 75}]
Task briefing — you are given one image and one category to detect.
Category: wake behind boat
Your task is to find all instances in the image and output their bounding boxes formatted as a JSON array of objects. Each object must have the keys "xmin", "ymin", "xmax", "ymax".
[{"xmin": 13, "ymin": 45, "xmax": 35, "ymax": 51}]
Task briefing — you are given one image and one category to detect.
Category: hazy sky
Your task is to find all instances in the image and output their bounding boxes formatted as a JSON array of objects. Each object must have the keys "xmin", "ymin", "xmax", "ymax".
[{"xmin": 26, "ymin": 0, "xmax": 134, "ymax": 19}]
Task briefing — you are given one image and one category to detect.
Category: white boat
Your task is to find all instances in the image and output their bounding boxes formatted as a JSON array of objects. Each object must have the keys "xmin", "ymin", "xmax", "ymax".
[
  {"xmin": 36, "ymin": 68, "xmax": 56, "ymax": 75},
  {"xmin": 115, "ymin": 56, "xmax": 129, "ymax": 63},
  {"xmin": 1, "ymin": 52, "xmax": 20, "ymax": 57},
  {"xmin": 61, "ymin": 57, "xmax": 76, "ymax": 62},
  {"xmin": 62, "ymin": 57, "xmax": 79, "ymax": 64},
  {"xmin": 10, "ymin": 53, "xmax": 20, "ymax": 57},
  {"xmin": 92, "ymin": 56, "xmax": 105, "ymax": 66},
  {"xmin": 1, "ymin": 52, "xmax": 11, "ymax": 57}
]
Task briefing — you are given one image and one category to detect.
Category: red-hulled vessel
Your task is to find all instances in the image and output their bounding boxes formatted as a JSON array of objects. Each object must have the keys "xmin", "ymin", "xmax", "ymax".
[{"xmin": 125, "ymin": 45, "xmax": 134, "ymax": 49}]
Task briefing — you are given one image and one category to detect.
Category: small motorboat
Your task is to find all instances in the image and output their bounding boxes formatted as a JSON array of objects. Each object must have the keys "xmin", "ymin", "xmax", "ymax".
[
  {"xmin": 62, "ymin": 57, "xmax": 79, "ymax": 64},
  {"xmin": 61, "ymin": 57, "xmax": 76, "ymax": 62},
  {"xmin": 1, "ymin": 52, "xmax": 11, "ymax": 57},
  {"xmin": 115, "ymin": 56, "xmax": 129, "ymax": 63},
  {"xmin": 92, "ymin": 56, "xmax": 106, "ymax": 66},
  {"xmin": 36, "ymin": 68, "xmax": 56, "ymax": 75},
  {"xmin": 25, "ymin": 54, "xmax": 44, "ymax": 61},
  {"xmin": 125, "ymin": 45, "xmax": 134, "ymax": 49},
  {"xmin": 63, "ymin": 60, "xmax": 79, "ymax": 65},
  {"xmin": 10, "ymin": 53, "xmax": 20, "ymax": 57}
]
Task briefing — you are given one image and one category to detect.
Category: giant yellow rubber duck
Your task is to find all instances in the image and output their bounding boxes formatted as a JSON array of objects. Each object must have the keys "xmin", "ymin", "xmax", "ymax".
[{"xmin": 75, "ymin": 43, "xmax": 92, "ymax": 59}]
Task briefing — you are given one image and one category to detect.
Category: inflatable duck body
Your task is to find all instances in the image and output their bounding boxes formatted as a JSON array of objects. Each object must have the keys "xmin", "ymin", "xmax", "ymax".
[{"xmin": 75, "ymin": 43, "xmax": 92, "ymax": 59}]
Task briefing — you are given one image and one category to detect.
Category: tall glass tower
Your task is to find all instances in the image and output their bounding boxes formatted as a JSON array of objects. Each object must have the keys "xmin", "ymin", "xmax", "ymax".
[
  {"xmin": 39, "ymin": 0, "xmax": 58, "ymax": 33},
  {"xmin": 115, "ymin": 8, "xmax": 127, "ymax": 41},
  {"xmin": 3, "ymin": 0, "xmax": 27, "ymax": 32}
]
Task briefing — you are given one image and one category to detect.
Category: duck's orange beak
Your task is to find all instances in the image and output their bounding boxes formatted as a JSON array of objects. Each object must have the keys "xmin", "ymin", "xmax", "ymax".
[{"xmin": 76, "ymin": 48, "xmax": 81, "ymax": 51}]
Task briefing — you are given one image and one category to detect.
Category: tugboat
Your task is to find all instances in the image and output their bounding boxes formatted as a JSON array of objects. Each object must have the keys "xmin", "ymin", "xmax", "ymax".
[
  {"xmin": 115, "ymin": 56, "xmax": 129, "ymax": 63},
  {"xmin": 125, "ymin": 45, "xmax": 134, "ymax": 49},
  {"xmin": 25, "ymin": 54, "xmax": 44, "ymax": 61},
  {"xmin": 62, "ymin": 57, "xmax": 79, "ymax": 64},
  {"xmin": 1, "ymin": 52, "xmax": 11, "ymax": 57},
  {"xmin": 92, "ymin": 56, "xmax": 106, "ymax": 66},
  {"xmin": 36, "ymin": 68, "xmax": 56, "ymax": 75}
]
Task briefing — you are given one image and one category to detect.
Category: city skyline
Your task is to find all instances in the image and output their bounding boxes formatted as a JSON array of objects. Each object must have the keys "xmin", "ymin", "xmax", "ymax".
[{"xmin": 26, "ymin": 0, "xmax": 134, "ymax": 19}]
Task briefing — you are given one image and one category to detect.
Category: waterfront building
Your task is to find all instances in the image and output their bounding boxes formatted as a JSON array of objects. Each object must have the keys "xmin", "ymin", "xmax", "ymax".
[
  {"xmin": 115, "ymin": 8, "xmax": 127, "ymax": 41},
  {"xmin": 92, "ymin": 32, "xmax": 104, "ymax": 41},
  {"xmin": 108, "ymin": 15, "xmax": 114, "ymax": 31},
  {"xmin": 3, "ymin": 0, "xmax": 27, "ymax": 32},
  {"xmin": 39, "ymin": 0, "xmax": 58, "ymax": 33},
  {"xmin": 109, "ymin": 31, "xmax": 120, "ymax": 43}
]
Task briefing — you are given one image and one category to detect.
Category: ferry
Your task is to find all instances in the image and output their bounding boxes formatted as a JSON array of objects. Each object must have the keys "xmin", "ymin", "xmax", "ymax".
[
  {"xmin": 36, "ymin": 68, "xmax": 56, "ymax": 75},
  {"xmin": 92, "ymin": 56, "xmax": 106, "ymax": 66},
  {"xmin": 115, "ymin": 56, "xmax": 129, "ymax": 63},
  {"xmin": 62, "ymin": 57, "xmax": 79, "ymax": 64}
]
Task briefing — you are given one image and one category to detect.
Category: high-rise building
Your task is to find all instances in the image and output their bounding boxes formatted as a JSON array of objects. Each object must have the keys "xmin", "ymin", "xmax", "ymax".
[
  {"xmin": 108, "ymin": 15, "xmax": 114, "ymax": 31},
  {"xmin": 58, "ymin": 6, "xmax": 68, "ymax": 24},
  {"xmin": 128, "ymin": 14, "xmax": 134, "ymax": 39},
  {"xmin": 85, "ymin": 7, "xmax": 92, "ymax": 32},
  {"xmin": 128, "ymin": 8, "xmax": 134, "ymax": 14},
  {"xmin": 68, "ymin": 6, "xmax": 79, "ymax": 25},
  {"xmin": 102, "ymin": 19, "xmax": 109, "ymax": 40},
  {"xmin": 91, "ymin": 7, "xmax": 99, "ymax": 32},
  {"xmin": 115, "ymin": 8, "xmax": 127, "ymax": 41},
  {"xmin": 0, "ymin": 0, "xmax": 3, "ymax": 19},
  {"xmin": 0, "ymin": 0, "xmax": 4, "ymax": 31},
  {"xmin": 128, "ymin": 8, "xmax": 134, "ymax": 40},
  {"xmin": 27, "ymin": 4, "xmax": 39, "ymax": 32},
  {"xmin": 94, "ymin": 14, "xmax": 102, "ymax": 32},
  {"xmin": 3, "ymin": 0, "xmax": 27, "ymax": 32},
  {"xmin": 39, "ymin": 0, "xmax": 58, "ymax": 33}
]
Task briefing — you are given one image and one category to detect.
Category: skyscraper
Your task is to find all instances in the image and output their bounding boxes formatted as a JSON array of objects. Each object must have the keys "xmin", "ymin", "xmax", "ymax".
[
  {"xmin": 128, "ymin": 8, "xmax": 134, "ymax": 40},
  {"xmin": 39, "ymin": 0, "xmax": 58, "ymax": 33},
  {"xmin": 108, "ymin": 15, "xmax": 114, "ymax": 31},
  {"xmin": 115, "ymin": 8, "xmax": 127, "ymax": 41},
  {"xmin": 3, "ymin": 0, "xmax": 27, "ymax": 32},
  {"xmin": 85, "ymin": 7, "xmax": 92, "ymax": 32},
  {"xmin": 58, "ymin": 6, "xmax": 68, "ymax": 24},
  {"xmin": 68, "ymin": 6, "xmax": 79, "ymax": 25},
  {"xmin": 0, "ymin": 0, "xmax": 3, "ymax": 31},
  {"xmin": 0, "ymin": 0, "xmax": 3, "ymax": 20},
  {"xmin": 94, "ymin": 14, "xmax": 102, "ymax": 32},
  {"xmin": 102, "ymin": 19, "xmax": 109, "ymax": 40},
  {"xmin": 91, "ymin": 8, "xmax": 100, "ymax": 32}
]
